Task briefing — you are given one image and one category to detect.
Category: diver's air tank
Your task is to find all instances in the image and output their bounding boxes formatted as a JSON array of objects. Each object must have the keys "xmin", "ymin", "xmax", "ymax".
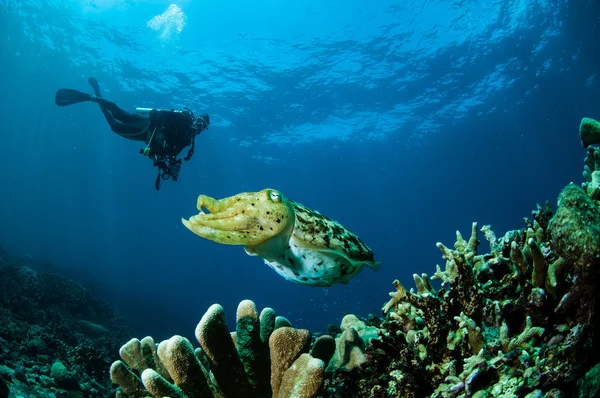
[{"xmin": 135, "ymin": 107, "xmax": 154, "ymax": 118}]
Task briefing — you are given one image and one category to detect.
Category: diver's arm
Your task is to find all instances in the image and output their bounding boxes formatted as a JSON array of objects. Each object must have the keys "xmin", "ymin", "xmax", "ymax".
[{"xmin": 184, "ymin": 138, "xmax": 196, "ymax": 161}]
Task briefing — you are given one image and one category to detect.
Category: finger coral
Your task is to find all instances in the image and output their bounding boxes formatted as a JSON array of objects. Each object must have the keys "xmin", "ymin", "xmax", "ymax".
[{"xmin": 110, "ymin": 300, "xmax": 326, "ymax": 398}]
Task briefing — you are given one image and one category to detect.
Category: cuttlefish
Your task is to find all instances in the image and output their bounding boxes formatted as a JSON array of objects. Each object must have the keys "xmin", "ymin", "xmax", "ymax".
[{"xmin": 181, "ymin": 188, "xmax": 380, "ymax": 287}]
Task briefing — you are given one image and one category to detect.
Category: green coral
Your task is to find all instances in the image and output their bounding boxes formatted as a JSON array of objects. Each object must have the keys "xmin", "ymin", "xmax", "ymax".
[
  {"xmin": 549, "ymin": 184, "xmax": 600, "ymax": 278},
  {"xmin": 454, "ymin": 312, "xmax": 485, "ymax": 354},
  {"xmin": 527, "ymin": 238, "xmax": 546, "ymax": 288},
  {"xmin": 545, "ymin": 257, "xmax": 567, "ymax": 298},
  {"xmin": 580, "ymin": 117, "xmax": 600, "ymax": 148},
  {"xmin": 583, "ymin": 145, "xmax": 600, "ymax": 200},
  {"xmin": 506, "ymin": 316, "xmax": 544, "ymax": 351},
  {"xmin": 577, "ymin": 361, "xmax": 600, "ymax": 398}
]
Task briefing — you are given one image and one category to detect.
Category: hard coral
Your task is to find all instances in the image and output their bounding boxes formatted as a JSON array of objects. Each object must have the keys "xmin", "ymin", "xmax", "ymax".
[
  {"xmin": 320, "ymin": 120, "xmax": 600, "ymax": 397},
  {"xmin": 549, "ymin": 184, "xmax": 600, "ymax": 278},
  {"xmin": 110, "ymin": 300, "xmax": 326, "ymax": 398},
  {"xmin": 0, "ymin": 257, "xmax": 130, "ymax": 398},
  {"xmin": 580, "ymin": 117, "xmax": 600, "ymax": 148}
]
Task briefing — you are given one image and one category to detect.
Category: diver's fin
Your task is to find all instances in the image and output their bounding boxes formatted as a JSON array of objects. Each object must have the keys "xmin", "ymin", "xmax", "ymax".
[
  {"xmin": 88, "ymin": 77, "xmax": 101, "ymax": 97},
  {"xmin": 54, "ymin": 89, "xmax": 92, "ymax": 106}
]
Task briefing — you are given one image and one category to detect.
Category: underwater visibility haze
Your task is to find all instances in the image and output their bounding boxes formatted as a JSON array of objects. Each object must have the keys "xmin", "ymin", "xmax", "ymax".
[{"xmin": 1, "ymin": 0, "xmax": 600, "ymax": 396}]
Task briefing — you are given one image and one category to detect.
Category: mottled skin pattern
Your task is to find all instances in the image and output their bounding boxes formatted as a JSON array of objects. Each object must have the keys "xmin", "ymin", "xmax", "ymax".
[{"xmin": 182, "ymin": 189, "xmax": 379, "ymax": 287}]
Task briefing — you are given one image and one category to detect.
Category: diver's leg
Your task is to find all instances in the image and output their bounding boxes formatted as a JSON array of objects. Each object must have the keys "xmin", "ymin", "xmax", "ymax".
[
  {"xmin": 101, "ymin": 109, "xmax": 147, "ymax": 140},
  {"xmin": 93, "ymin": 97, "xmax": 145, "ymax": 124},
  {"xmin": 88, "ymin": 77, "xmax": 146, "ymax": 124}
]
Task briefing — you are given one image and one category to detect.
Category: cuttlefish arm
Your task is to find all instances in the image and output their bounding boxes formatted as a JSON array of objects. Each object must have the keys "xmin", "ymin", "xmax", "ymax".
[{"xmin": 181, "ymin": 189, "xmax": 295, "ymax": 246}]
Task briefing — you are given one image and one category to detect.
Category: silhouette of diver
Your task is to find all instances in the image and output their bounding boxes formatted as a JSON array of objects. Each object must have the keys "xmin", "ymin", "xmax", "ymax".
[{"xmin": 55, "ymin": 77, "xmax": 210, "ymax": 190}]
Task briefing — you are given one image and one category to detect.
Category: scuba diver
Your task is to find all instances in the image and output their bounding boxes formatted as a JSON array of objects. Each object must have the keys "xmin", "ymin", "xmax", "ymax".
[{"xmin": 55, "ymin": 77, "xmax": 210, "ymax": 190}]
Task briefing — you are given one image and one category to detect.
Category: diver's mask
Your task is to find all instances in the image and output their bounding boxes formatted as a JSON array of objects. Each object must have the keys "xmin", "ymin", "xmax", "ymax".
[{"xmin": 193, "ymin": 115, "xmax": 209, "ymax": 132}]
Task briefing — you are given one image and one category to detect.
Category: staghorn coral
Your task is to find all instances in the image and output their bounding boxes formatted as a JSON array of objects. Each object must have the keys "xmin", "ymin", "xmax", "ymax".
[
  {"xmin": 110, "ymin": 300, "xmax": 327, "ymax": 398},
  {"xmin": 318, "ymin": 121, "xmax": 600, "ymax": 398}
]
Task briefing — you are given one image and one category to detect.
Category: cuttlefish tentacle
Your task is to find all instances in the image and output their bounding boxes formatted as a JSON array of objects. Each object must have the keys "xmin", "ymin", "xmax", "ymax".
[
  {"xmin": 182, "ymin": 189, "xmax": 294, "ymax": 246},
  {"xmin": 197, "ymin": 193, "xmax": 252, "ymax": 219},
  {"xmin": 197, "ymin": 194, "xmax": 231, "ymax": 213},
  {"xmin": 180, "ymin": 221, "xmax": 249, "ymax": 243},
  {"xmin": 189, "ymin": 214, "xmax": 253, "ymax": 231}
]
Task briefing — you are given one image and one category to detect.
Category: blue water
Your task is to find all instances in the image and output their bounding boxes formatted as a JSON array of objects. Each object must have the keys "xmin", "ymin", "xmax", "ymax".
[{"xmin": 0, "ymin": 0, "xmax": 598, "ymax": 341}]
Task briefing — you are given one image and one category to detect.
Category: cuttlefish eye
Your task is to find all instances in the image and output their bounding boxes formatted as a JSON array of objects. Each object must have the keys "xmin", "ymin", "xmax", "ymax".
[{"xmin": 268, "ymin": 190, "xmax": 283, "ymax": 203}]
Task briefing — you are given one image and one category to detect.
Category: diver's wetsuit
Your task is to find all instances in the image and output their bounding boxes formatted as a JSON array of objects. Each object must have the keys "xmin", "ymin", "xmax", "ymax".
[
  {"xmin": 89, "ymin": 79, "xmax": 199, "ymax": 157},
  {"xmin": 89, "ymin": 79, "xmax": 150, "ymax": 141}
]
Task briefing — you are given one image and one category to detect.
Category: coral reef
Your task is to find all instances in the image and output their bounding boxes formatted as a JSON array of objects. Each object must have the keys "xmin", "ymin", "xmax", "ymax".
[
  {"xmin": 320, "ymin": 119, "xmax": 600, "ymax": 397},
  {"xmin": 4, "ymin": 119, "xmax": 600, "ymax": 397},
  {"xmin": 105, "ymin": 119, "xmax": 600, "ymax": 398},
  {"xmin": 109, "ymin": 299, "xmax": 332, "ymax": 398},
  {"xmin": 0, "ymin": 248, "xmax": 132, "ymax": 397},
  {"xmin": 108, "ymin": 300, "xmax": 384, "ymax": 398}
]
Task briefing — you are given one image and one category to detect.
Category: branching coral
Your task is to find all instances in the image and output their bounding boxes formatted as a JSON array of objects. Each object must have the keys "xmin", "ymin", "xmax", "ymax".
[{"xmin": 320, "ymin": 120, "xmax": 600, "ymax": 397}]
